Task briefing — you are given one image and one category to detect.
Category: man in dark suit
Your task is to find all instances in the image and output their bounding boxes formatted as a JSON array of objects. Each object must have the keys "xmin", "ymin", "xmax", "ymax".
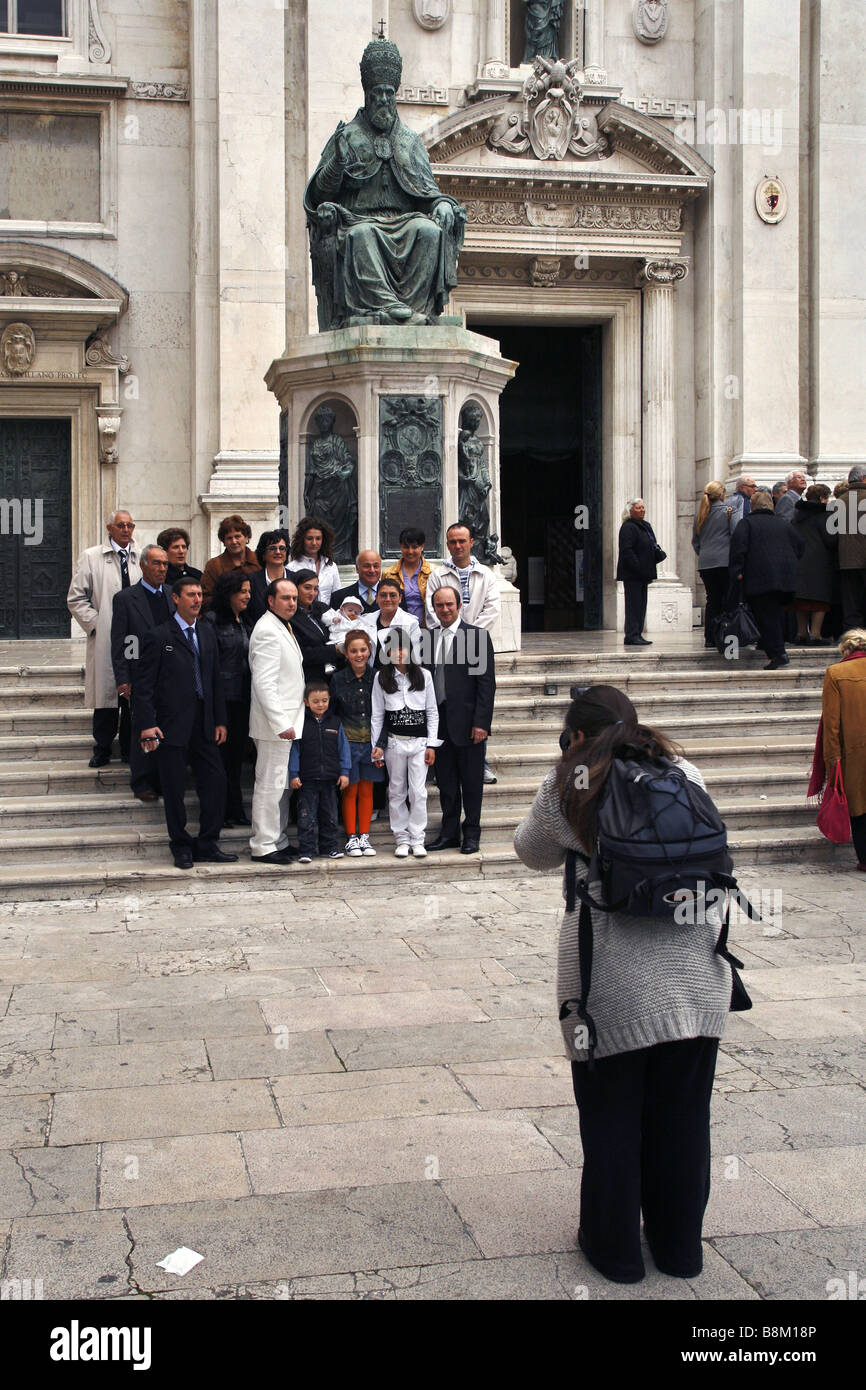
[
  {"xmin": 426, "ymin": 585, "xmax": 495, "ymax": 855},
  {"xmin": 136, "ymin": 576, "xmax": 239, "ymax": 870},
  {"xmin": 111, "ymin": 544, "xmax": 173, "ymax": 802},
  {"xmin": 330, "ymin": 549, "xmax": 382, "ymax": 614}
]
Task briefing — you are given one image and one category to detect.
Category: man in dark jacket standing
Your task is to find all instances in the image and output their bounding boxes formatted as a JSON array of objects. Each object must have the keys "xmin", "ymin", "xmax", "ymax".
[
  {"xmin": 425, "ymin": 586, "xmax": 495, "ymax": 854},
  {"xmin": 111, "ymin": 544, "xmax": 173, "ymax": 802},
  {"xmin": 136, "ymin": 576, "xmax": 238, "ymax": 869},
  {"xmin": 834, "ymin": 465, "xmax": 866, "ymax": 630},
  {"xmin": 729, "ymin": 490, "xmax": 805, "ymax": 669},
  {"xmin": 616, "ymin": 498, "xmax": 663, "ymax": 646}
]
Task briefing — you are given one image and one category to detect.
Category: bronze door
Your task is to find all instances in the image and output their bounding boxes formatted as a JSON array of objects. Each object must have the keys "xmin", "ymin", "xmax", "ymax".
[{"xmin": 0, "ymin": 417, "xmax": 72, "ymax": 639}]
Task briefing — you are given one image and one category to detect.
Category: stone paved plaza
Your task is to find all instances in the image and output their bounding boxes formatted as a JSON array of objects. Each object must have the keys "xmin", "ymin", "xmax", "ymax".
[{"xmin": 0, "ymin": 860, "xmax": 863, "ymax": 1302}]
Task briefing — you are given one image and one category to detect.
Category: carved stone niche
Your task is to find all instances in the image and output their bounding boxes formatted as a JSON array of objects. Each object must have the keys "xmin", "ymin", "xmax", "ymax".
[{"xmin": 302, "ymin": 397, "xmax": 359, "ymax": 566}]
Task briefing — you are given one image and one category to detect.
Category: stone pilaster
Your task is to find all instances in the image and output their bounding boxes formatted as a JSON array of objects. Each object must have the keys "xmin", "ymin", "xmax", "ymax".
[{"xmin": 637, "ymin": 258, "xmax": 695, "ymax": 632}]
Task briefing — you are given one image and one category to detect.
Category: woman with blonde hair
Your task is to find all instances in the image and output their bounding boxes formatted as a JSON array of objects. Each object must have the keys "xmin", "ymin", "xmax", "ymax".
[
  {"xmin": 809, "ymin": 629, "xmax": 866, "ymax": 868},
  {"xmin": 691, "ymin": 482, "xmax": 734, "ymax": 648}
]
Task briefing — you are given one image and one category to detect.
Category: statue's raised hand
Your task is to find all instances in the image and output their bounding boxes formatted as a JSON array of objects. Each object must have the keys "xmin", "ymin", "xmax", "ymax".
[{"xmin": 431, "ymin": 200, "xmax": 454, "ymax": 234}]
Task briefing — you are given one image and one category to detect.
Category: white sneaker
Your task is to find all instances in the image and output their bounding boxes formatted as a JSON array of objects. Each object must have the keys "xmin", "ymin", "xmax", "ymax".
[
  {"xmin": 411, "ymin": 844, "xmax": 428, "ymax": 858},
  {"xmin": 298, "ymin": 854, "xmax": 312, "ymax": 864},
  {"xmin": 394, "ymin": 844, "xmax": 410, "ymax": 858},
  {"xmin": 327, "ymin": 849, "xmax": 344, "ymax": 859},
  {"xmin": 359, "ymin": 833, "xmax": 376, "ymax": 857},
  {"xmin": 346, "ymin": 835, "xmax": 362, "ymax": 857}
]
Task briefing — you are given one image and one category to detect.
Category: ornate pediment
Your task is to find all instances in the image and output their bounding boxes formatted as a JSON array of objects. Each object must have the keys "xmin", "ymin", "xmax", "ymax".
[{"xmin": 0, "ymin": 244, "xmax": 129, "ymax": 306}]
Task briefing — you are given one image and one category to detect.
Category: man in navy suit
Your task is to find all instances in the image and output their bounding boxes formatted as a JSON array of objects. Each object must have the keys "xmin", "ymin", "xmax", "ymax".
[
  {"xmin": 110, "ymin": 544, "xmax": 173, "ymax": 802},
  {"xmin": 136, "ymin": 576, "xmax": 238, "ymax": 870},
  {"xmin": 330, "ymin": 550, "xmax": 382, "ymax": 614},
  {"xmin": 425, "ymin": 585, "xmax": 496, "ymax": 855}
]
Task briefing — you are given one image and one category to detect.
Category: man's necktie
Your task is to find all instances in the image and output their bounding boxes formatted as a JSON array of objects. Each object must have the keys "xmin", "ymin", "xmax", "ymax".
[
  {"xmin": 185, "ymin": 625, "xmax": 204, "ymax": 698},
  {"xmin": 119, "ymin": 550, "xmax": 130, "ymax": 588},
  {"xmin": 434, "ymin": 629, "xmax": 451, "ymax": 704}
]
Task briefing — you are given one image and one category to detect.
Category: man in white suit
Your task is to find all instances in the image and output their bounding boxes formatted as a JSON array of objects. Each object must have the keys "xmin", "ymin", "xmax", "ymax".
[
  {"xmin": 67, "ymin": 510, "xmax": 141, "ymax": 767},
  {"xmin": 248, "ymin": 577, "xmax": 306, "ymax": 864}
]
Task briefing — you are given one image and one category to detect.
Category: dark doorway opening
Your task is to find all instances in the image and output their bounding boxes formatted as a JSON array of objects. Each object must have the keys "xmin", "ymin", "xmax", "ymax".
[
  {"xmin": 0, "ymin": 416, "xmax": 71, "ymax": 639},
  {"xmin": 471, "ymin": 322, "xmax": 603, "ymax": 631}
]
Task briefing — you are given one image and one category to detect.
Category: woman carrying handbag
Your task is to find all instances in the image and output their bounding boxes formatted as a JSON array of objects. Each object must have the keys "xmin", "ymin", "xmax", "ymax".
[{"xmin": 809, "ymin": 628, "xmax": 866, "ymax": 868}]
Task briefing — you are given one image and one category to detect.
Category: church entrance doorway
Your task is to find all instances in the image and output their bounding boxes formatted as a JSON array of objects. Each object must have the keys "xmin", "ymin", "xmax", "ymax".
[
  {"xmin": 470, "ymin": 322, "xmax": 603, "ymax": 631},
  {"xmin": 0, "ymin": 417, "xmax": 72, "ymax": 639}
]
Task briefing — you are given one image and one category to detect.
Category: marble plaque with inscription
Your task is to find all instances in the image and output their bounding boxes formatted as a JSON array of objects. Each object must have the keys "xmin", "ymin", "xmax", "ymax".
[{"xmin": 0, "ymin": 113, "xmax": 100, "ymax": 223}]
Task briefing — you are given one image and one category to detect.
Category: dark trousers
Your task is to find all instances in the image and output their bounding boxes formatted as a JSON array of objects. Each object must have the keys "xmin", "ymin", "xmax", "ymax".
[
  {"xmin": 623, "ymin": 580, "xmax": 648, "ymax": 639},
  {"xmin": 155, "ymin": 702, "xmax": 226, "ymax": 856},
  {"xmin": 128, "ymin": 694, "xmax": 159, "ymax": 795},
  {"xmin": 571, "ymin": 1037, "xmax": 719, "ymax": 1282},
  {"xmin": 852, "ymin": 813, "xmax": 866, "ymax": 865},
  {"xmin": 748, "ymin": 591, "xmax": 786, "ymax": 660},
  {"xmin": 221, "ymin": 698, "xmax": 250, "ymax": 819},
  {"xmin": 93, "ymin": 700, "xmax": 131, "ymax": 759},
  {"xmin": 840, "ymin": 570, "xmax": 866, "ymax": 631},
  {"xmin": 435, "ymin": 707, "xmax": 485, "ymax": 841},
  {"xmin": 297, "ymin": 779, "xmax": 339, "ymax": 855},
  {"xmin": 700, "ymin": 567, "xmax": 729, "ymax": 645}
]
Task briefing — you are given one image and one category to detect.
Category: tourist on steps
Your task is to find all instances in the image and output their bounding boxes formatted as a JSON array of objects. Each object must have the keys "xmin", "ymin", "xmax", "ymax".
[
  {"xmin": 616, "ymin": 498, "xmax": 664, "ymax": 646},
  {"xmin": 728, "ymin": 490, "xmax": 804, "ymax": 670},
  {"xmin": 692, "ymin": 482, "xmax": 735, "ymax": 649}
]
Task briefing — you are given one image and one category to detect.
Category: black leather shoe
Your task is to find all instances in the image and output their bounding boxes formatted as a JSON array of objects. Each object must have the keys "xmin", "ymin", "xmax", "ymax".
[
  {"xmin": 173, "ymin": 851, "xmax": 194, "ymax": 870},
  {"xmin": 89, "ymin": 752, "xmax": 110, "ymax": 768},
  {"xmin": 636, "ymin": 636, "xmax": 653, "ymax": 645},
  {"xmin": 251, "ymin": 850, "xmax": 293, "ymax": 865},
  {"xmin": 194, "ymin": 846, "xmax": 239, "ymax": 863},
  {"xmin": 460, "ymin": 839, "xmax": 480, "ymax": 855},
  {"xmin": 426, "ymin": 836, "xmax": 460, "ymax": 852},
  {"xmin": 623, "ymin": 638, "xmax": 642, "ymax": 646}
]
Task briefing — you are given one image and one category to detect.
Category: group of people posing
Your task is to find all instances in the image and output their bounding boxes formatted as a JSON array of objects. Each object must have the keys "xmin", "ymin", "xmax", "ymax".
[
  {"xmin": 67, "ymin": 512, "xmax": 497, "ymax": 869},
  {"xmin": 618, "ymin": 466, "xmax": 866, "ymax": 668}
]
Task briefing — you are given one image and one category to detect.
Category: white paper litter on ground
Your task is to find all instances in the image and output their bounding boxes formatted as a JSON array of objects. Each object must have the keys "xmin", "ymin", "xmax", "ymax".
[{"xmin": 156, "ymin": 1247, "xmax": 204, "ymax": 1276}]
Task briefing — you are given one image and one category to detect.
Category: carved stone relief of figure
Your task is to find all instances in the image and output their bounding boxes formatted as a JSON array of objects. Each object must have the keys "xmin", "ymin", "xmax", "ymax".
[
  {"xmin": 0, "ymin": 321, "xmax": 36, "ymax": 374},
  {"xmin": 457, "ymin": 403, "xmax": 493, "ymax": 555},
  {"xmin": 633, "ymin": 0, "xmax": 668, "ymax": 45},
  {"xmin": 412, "ymin": 0, "xmax": 450, "ymax": 30},
  {"xmin": 304, "ymin": 405, "xmax": 358, "ymax": 564},
  {"xmin": 523, "ymin": 1, "xmax": 565, "ymax": 64},
  {"xmin": 488, "ymin": 57, "xmax": 612, "ymax": 162}
]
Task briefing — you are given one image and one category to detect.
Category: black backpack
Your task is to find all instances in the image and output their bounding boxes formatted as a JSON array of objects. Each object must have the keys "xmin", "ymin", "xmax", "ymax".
[{"xmin": 561, "ymin": 755, "xmax": 756, "ymax": 1063}]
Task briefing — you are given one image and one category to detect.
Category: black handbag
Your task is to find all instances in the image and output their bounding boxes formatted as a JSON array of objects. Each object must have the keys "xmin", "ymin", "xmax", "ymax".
[{"xmin": 713, "ymin": 602, "xmax": 760, "ymax": 654}]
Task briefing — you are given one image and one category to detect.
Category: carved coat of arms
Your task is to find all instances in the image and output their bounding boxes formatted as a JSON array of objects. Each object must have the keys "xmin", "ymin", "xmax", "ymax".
[{"xmin": 489, "ymin": 58, "xmax": 611, "ymax": 162}]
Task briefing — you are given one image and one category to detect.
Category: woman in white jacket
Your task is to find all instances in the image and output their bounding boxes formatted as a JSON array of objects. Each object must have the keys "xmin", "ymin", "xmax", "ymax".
[{"xmin": 371, "ymin": 631, "xmax": 440, "ymax": 858}]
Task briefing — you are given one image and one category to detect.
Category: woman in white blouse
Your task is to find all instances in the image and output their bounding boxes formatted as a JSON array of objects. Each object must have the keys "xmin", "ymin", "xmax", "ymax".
[
  {"xmin": 287, "ymin": 516, "xmax": 341, "ymax": 607},
  {"xmin": 371, "ymin": 631, "xmax": 440, "ymax": 858}
]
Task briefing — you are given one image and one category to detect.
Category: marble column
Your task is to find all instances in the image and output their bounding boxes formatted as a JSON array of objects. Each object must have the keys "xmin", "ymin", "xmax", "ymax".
[
  {"xmin": 584, "ymin": 0, "xmax": 607, "ymax": 78},
  {"xmin": 478, "ymin": 0, "xmax": 509, "ymax": 77},
  {"xmin": 637, "ymin": 259, "xmax": 694, "ymax": 632},
  {"xmin": 640, "ymin": 259, "xmax": 687, "ymax": 581}
]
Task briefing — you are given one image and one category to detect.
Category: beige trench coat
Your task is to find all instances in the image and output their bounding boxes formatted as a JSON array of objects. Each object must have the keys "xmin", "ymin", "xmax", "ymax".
[{"xmin": 67, "ymin": 542, "xmax": 142, "ymax": 709}]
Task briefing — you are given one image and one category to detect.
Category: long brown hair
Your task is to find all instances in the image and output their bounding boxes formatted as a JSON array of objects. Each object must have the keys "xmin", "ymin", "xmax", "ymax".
[
  {"xmin": 555, "ymin": 685, "xmax": 682, "ymax": 853},
  {"xmin": 695, "ymin": 481, "xmax": 726, "ymax": 534}
]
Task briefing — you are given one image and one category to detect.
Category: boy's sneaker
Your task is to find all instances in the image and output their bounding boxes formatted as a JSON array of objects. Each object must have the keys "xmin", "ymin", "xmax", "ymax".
[
  {"xmin": 298, "ymin": 855, "xmax": 312, "ymax": 865},
  {"xmin": 394, "ymin": 844, "xmax": 410, "ymax": 858},
  {"xmin": 346, "ymin": 835, "xmax": 362, "ymax": 857},
  {"xmin": 411, "ymin": 844, "xmax": 428, "ymax": 858},
  {"xmin": 327, "ymin": 849, "xmax": 345, "ymax": 860},
  {"xmin": 358, "ymin": 834, "xmax": 376, "ymax": 857}
]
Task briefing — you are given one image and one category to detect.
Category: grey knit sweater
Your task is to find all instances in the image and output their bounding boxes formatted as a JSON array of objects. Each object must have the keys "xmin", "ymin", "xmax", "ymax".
[{"xmin": 513, "ymin": 763, "xmax": 732, "ymax": 1063}]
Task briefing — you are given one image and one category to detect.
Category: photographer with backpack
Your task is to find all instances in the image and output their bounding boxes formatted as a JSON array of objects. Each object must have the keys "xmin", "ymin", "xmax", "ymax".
[{"xmin": 514, "ymin": 685, "xmax": 748, "ymax": 1286}]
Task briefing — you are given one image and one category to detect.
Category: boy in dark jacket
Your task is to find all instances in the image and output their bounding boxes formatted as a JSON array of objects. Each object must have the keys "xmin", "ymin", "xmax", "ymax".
[{"xmin": 289, "ymin": 681, "xmax": 351, "ymax": 862}]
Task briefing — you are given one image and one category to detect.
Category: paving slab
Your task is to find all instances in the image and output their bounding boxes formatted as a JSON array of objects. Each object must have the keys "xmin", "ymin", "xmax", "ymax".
[
  {"xmin": 5, "ymin": 971, "xmax": 327, "ymax": 1015},
  {"xmin": 744, "ymin": 1147, "xmax": 866, "ymax": 1226},
  {"xmin": 49, "ymin": 1079, "xmax": 280, "ymax": 1146},
  {"xmin": 5, "ymin": 1209, "xmax": 133, "ymax": 1300},
  {"xmin": 329, "ymin": 1017, "xmax": 563, "ymax": 1071},
  {"xmin": 258, "ymin": 987, "xmax": 488, "ymax": 1035},
  {"xmin": 443, "ymin": 1167, "xmax": 581, "ymax": 1258},
  {"xmin": 99, "ymin": 1134, "xmax": 250, "ymax": 1210},
  {"xmin": 0, "ymin": 1039, "xmax": 210, "ymax": 1096},
  {"xmin": 723, "ymin": 1038, "xmax": 866, "ymax": 1089},
  {"xmin": 242, "ymin": 1111, "xmax": 565, "ymax": 1194},
  {"xmin": 453, "ymin": 1057, "xmax": 573, "ymax": 1110},
  {"xmin": 271, "ymin": 1066, "xmax": 476, "ymax": 1127},
  {"xmin": 0, "ymin": 1145, "xmax": 97, "ymax": 1218},
  {"xmin": 701, "ymin": 1156, "xmax": 817, "ymax": 1237},
  {"xmin": 710, "ymin": 1226, "xmax": 866, "ymax": 1301},
  {"xmin": 118, "ymin": 999, "xmax": 267, "ymax": 1044},
  {"xmin": 53, "ymin": 1011, "xmax": 120, "ymax": 1047},
  {"xmin": 123, "ymin": 1186, "xmax": 482, "ymax": 1291},
  {"xmin": 206, "ymin": 1031, "xmax": 343, "ymax": 1081},
  {"xmin": 0, "ymin": 1093, "xmax": 50, "ymax": 1148},
  {"xmin": 0, "ymin": 1013, "xmax": 55, "ymax": 1053},
  {"xmin": 314, "ymin": 958, "xmax": 516, "ymax": 995},
  {"xmin": 744, "ymin": 962, "xmax": 866, "ymax": 1002},
  {"xmin": 710, "ymin": 1085, "xmax": 866, "ymax": 1153}
]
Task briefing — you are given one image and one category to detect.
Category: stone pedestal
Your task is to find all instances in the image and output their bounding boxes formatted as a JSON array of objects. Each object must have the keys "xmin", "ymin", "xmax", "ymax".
[{"xmin": 265, "ymin": 323, "xmax": 521, "ymax": 650}]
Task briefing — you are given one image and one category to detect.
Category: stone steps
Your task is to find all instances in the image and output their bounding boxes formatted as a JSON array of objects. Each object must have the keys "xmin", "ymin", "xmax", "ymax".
[{"xmin": 0, "ymin": 637, "xmax": 842, "ymax": 901}]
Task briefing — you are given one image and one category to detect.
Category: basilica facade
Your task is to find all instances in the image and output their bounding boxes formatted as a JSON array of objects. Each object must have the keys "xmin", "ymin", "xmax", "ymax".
[{"xmin": 0, "ymin": 1, "xmax": 861, "ymax": 639}]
